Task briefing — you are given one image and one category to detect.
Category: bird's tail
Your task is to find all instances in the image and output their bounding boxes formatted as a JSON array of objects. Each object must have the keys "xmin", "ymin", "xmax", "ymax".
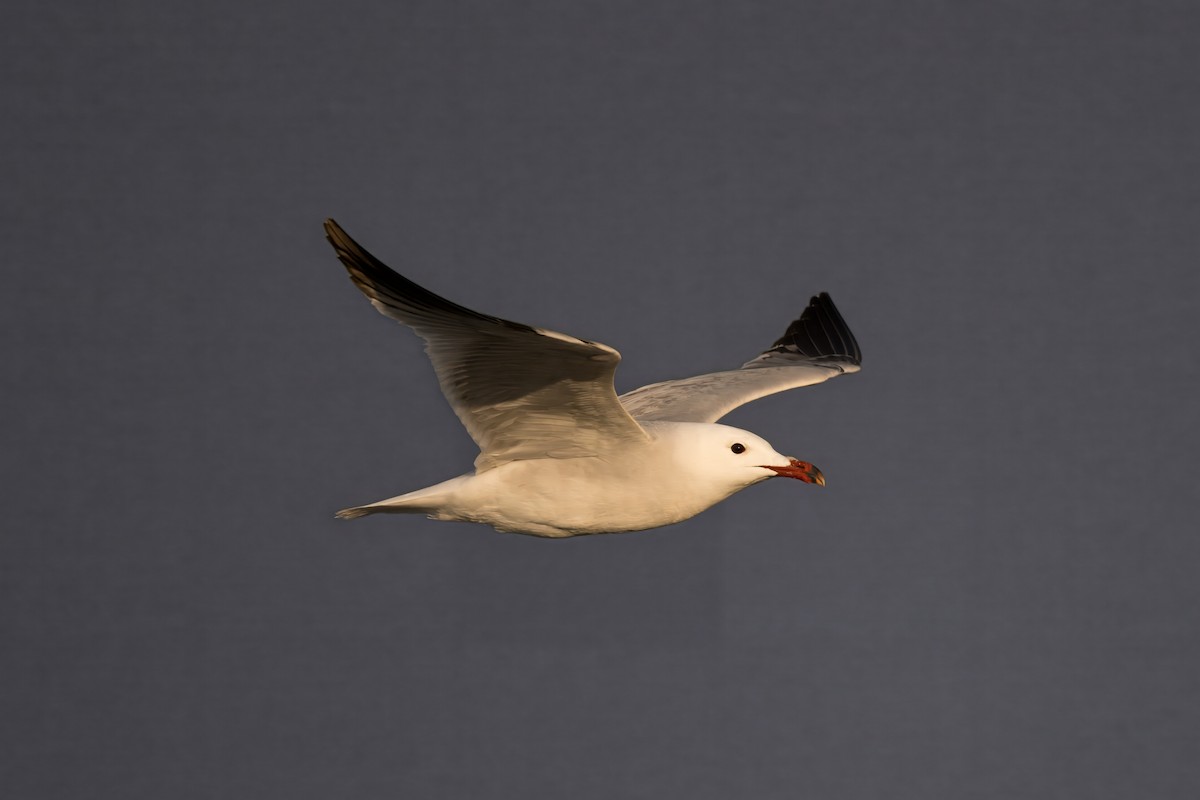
[
  {"xmin": 334, "ymin": 498, "xmax": 437, "ymax": 520},
  {"xmin": 334, "ymin": 506, "xmax": 378, "ymax": 520},
  {"xmin": 334, "ymin": 476, "xmax": 467, "ymax": 521}
]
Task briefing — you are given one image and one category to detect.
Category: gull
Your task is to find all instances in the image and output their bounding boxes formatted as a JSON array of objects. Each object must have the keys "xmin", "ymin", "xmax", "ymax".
[{"xmin": 325, "ymin": 219, "xmax": 861, "ymax": 538}]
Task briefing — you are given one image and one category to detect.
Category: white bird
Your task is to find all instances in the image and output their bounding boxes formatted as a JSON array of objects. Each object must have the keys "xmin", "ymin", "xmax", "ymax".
[{"xmin": 325, "ymin": 219, "xmax": 861, "ymax": 538}]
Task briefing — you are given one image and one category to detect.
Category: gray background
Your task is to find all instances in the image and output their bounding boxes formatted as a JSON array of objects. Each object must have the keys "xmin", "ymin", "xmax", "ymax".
[{"xmin": 4, "ymin": 1, "xmax": 1199, "ymax": 797}]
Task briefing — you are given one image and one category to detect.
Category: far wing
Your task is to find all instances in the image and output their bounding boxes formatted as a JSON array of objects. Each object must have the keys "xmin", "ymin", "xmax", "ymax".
[
  {"xmin": 325, "ymin": 220, "xmax": 650, "ymax": 471},
  {"xmin": 619, "ymin": 292, "xmax": 861, "ymax": 423}
]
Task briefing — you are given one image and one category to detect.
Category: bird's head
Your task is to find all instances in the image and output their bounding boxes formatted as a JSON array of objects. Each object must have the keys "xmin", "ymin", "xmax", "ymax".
[{"xmin": 660, "ymin": 422, "xmax": 825, "ymax": 494}]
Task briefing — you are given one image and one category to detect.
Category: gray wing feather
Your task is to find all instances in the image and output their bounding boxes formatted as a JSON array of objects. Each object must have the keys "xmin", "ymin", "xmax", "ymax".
[
  {"xmin": 326, "ymin": 220, "xmax": 650, "ymax": 470},
  {"xmin": 619, "ymin": 293, "xmax": 861, "ymax": 423}
]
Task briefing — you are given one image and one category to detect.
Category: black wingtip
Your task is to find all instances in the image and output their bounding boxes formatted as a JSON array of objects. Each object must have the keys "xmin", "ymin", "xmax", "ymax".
[
  {"xmin": 764, "ymin": 292, "xmax": 862, "ymax": 366},
  {"xmin": 322, "ymin": 218, "xmax": 389, "ymax": 287},
  {"xmin": 323, "ymin": 218, "xmax": 347, "ymax": 252},
  {"xmin": 321, "ymin": 218, "xmax": 536, "ymax": 333},
  {"xmin": 324, "ymin": 219, "xmax": 357, "ymax": 259}
]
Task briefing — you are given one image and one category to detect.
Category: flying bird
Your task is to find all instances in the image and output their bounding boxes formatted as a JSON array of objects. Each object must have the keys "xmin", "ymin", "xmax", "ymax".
[{"xmin": 325, "ymin": 219, "xmax": 861, "ymax": 538}]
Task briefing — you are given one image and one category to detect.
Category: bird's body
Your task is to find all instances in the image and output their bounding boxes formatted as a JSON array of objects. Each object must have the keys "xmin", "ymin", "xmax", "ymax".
[
  {"xmin": 339, "ymin": 422, "xmax": 794, "ymax": 538},
  {"xmin": 325, "ymin": 220, "xmax": 861, "ymax": 538}
]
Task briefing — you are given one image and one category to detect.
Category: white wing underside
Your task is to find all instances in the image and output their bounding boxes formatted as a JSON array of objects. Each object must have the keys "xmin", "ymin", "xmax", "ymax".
[{"xmin": 326, "ymin": 221, "xmax": 650, "ymax": 471}]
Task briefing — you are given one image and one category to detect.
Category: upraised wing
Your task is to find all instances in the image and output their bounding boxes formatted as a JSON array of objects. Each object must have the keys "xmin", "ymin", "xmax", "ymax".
[
  {"xmin": 619, "ymin": 293, "xmax": 861, "ymax": 423},
  {"xmin": 325, "ymin": 220, "xmax": 650, "ymax": 471}
]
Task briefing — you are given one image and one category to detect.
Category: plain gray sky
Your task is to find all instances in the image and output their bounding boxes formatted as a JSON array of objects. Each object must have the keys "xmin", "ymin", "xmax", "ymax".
[{"xmin": 4, "ymin": 1, "xmax": 1199, "ymax": 798}]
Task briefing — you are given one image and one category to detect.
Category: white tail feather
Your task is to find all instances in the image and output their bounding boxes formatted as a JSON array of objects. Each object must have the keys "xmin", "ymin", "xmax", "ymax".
[{"xmin": 333, "ymin": 475, "xmax": 468, "ymax": 521}]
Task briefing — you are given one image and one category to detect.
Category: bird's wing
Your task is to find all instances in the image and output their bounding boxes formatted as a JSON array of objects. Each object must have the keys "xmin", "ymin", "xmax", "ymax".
[
  {"xmin": 325, "ymin": 219, "xmax": 650, "ymax": 471},
  {"xmin": 618, "ymin": 293, "xmax": 861, "ymax": 423}
]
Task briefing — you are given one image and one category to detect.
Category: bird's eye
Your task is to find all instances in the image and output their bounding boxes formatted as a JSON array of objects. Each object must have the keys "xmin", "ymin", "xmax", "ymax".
[{"xmin": 731, "ymin": 443, "xmax": 746, "ymax": 454}]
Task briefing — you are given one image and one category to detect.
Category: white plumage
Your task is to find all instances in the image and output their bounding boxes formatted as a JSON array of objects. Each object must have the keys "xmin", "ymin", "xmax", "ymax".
[{"xmin": 326, "ymin": 219, "xmax": 861, "ymax": 538}]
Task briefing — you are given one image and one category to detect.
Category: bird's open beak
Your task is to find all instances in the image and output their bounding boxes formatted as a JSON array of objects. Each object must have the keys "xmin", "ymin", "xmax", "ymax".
[{"xmin": 763, "ymin": 457, "xmax": 825, "ymax": 486}]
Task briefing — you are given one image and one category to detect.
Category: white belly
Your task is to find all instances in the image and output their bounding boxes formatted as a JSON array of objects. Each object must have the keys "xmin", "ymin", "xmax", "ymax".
[{"xmin": 439, "ymin": 456, "xmax": 726, "ymax": 537}]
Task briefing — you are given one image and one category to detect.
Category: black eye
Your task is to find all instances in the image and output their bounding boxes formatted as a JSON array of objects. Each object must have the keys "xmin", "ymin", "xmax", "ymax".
[{"xmin": 731, "ymin": 443, "xmax": 746, "ymax": 454}]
